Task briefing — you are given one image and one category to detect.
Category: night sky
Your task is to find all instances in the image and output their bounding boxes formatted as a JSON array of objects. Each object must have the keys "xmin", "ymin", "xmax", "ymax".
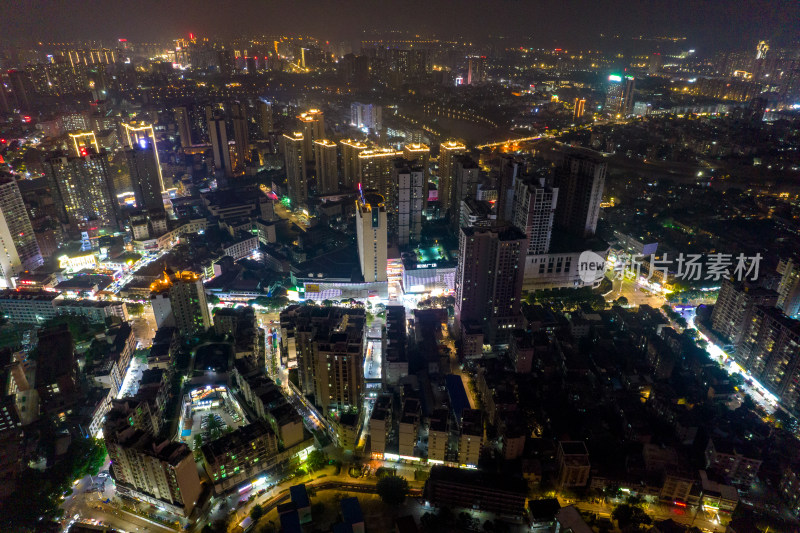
[{"xmin": 1, "ymin": 0, "xmax": 799, "ymax": 52}]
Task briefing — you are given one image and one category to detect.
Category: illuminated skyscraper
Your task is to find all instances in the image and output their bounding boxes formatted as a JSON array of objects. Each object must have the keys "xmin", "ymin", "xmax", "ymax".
[
  {"xmin": 605, "ymin": 75, "xmax": 635, "ymax": 116},
  {"xmin": 356, "ymin": 193, "xmax": 388, "ymax": 283},
  {"xmin": 44, "ymin": 151, "xmax": 118, "ymax": 232},
  {"xmin": 69, "ymin": 131, "xmax": 100, "ymax": 156},
  {"xmin": 737, "ymin": 306, "xmax": 800, "ymax": 414},
  {"xmin": 777, "ymin": 257, "xmax": 800, "ymax": 319},
  {"xmin": 451, "ymin": 155, "xmax": 480, "ymax": 231},
  {"xmin": 0, "ymin": 173, "xmax": 43, "ymax": 288},
  {"xmin": 756, "ymin": 40, "xmax": 769, "ymax": 60},
  {"xmin": 467, "ymin": 56, "xmax": 487, "ymax": 85},
  {"xmin": 121, "ymin": 122, "xmax": 164, "ymax": 192},
  {"xmin": 257, "ymin": 100, "xmax": 273, "ymax": 137},
  {"xmin": 340, "ymin": 139, "xmax": 368, "ymax": 189},
  {"xmin": 314, "ymin": 139, "xmax": 338, "ymax": 195},
  {"xmin": 149, "ymin": 270, "xmax": 211, "ymax": 337},
  {"xmin": 455, "ymin": 225, "xmax": 527, "ymax": 345},
  {"xmin": 437, "ymin": 140, "xmax": 466, "ymax": 218},
  {"xmin": 392, "ymin": 160, "xmax": 424, "ymax": 246},
  {"xmin": 402, "ymin": 142, "xmax": 430, "ymax": 205},
  {"xmin": 231, "ymin": 102, "xmax": 250, "ymax": 171},
  {"xmin": 573, "ymin": 98, "xmax": 586, "ymax": 120},
  {"xmin": 357, "ymin": 148, "xmax": 402, "ymax": 199},
  {"xmin": 207, "ymin": 110, "xmax": 233, "ymax": 177},
  {"xmin": 350, "ymin": 102, "xmax": 383, "ymax": 132},
  {"xmin": 173, "ymin": 106, "xmax": 193, "ymax": 148},
  {"xmin": 297, "ymin": 109, "xmax": 324, "ymax": 160},
  {"xmin": 513, "ymin": 175, "xmax": 558, "ymax": 255},
  {"xmin": 125, "ymin": 140, "xmax": 165, "ymax": 213},
  {"xmin": 283, "ymin": 132, "xmax": 307, "ymax": 207}
]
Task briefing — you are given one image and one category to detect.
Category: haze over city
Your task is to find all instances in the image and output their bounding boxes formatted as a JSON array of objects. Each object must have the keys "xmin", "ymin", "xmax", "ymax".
[{"xmin": 1, "ymin": 2, "xmax": 800, "ymax": 533}]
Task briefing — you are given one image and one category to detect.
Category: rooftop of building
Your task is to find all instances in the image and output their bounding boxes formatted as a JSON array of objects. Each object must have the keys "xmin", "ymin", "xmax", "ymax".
[
  {"xmin": 202, "ymin": 420, "xmax": 274, "ymax": 459},
  {"xmin": 340, "ymin": 496, "xmax": 364, "ymax": 525},
  {"xmin": 289, "ymin": 484, "xmax": 310, "ymax": 508},
  {"xmin": 428, "ymin": 465, "xmax": 527, "ymax": 494},
  {"xmin": 0, "ymin": 289, "xmax": 61, "ymax": 302}
]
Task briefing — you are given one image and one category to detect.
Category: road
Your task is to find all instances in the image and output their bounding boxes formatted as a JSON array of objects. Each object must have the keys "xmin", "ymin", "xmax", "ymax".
[
  {"xmin": 568, "ymin": 498, "xmax": 724, "ymax": 532},
  {"xmin": 608, "ymin": 275, "xmax": 666, "ymax": 309},
  {"xmin": 223, "ymin": 464, "xmax": 424, "ymax": 531}
]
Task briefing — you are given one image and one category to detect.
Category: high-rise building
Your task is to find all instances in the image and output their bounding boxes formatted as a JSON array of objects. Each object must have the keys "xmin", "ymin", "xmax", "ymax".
[
  {"xmin": 104, "ymin": 408, "xmax": 202, "ymax": 516},
  {"xmin": 496, "ymin": 155, "xmax": 521, "ymax": 223},
  {"xmin": 402, "ymin": 143, "xmax": 430, "ymax": 206},
  {"xmin": 121, "ymin": 122, "xmax": 164, "ymax": 193},
  {"xmin": 173, "ymin": 106, "xmax": 193, "ymax": 148},
  {"xmin": 313, "ymin": 313, "xmax": 366, "ymax": 413},
  {"xmin": 149, "ymin": 270, "xmax": 211, "ymax": 337},
  {"xmin": 257, "ymin": 100, "xmax": 273, "ymax": 138},
  {"xmin": 467, "ymin": 56, "xmax": 487, "ymax": 85},
  {"xmin": 207, "ymin": 110, "xmax": 233, "ymax": 177},
  {"xmin": 513, "ymin": 175, "xmax": 558, "ymax": 255},
  {"xmin": 7, "ymin": 70, "xmax": 32, "ymax": 110},
  {"xmin": 44, "ymin": 151, "xmax": 118, "ymax": 232},
  {"xmin": 231, "ymin": 102, "xmax": 250, "ymax": 170},
  {"xmin": 314, "ymin": 139, "xmax": 338, "ymax": 195},
  {"xmin": 455, "ymin": 225, "xmax": 527, "ymax": 345},
  {"xmin": 69, "ymin": 131, "xmax": 100, "ymax": 156},
  {"xmin": 553, "ymin": 149, "xmax": 606, "ymax": 238},
  {"xmin": 573, "ymin": 98, "xmax": 586, "ymax": 120},
  {"xmin": 356, "ymin": 193, "xmax": 388, "ymax": 283},
  {"xmin": 756, "ymin": 40, "xmax": 769, "ymax": 60},
  {"xmin": 648, "ymin": 53, "xmax": 663, "ymax": 75},
  {"xmin": 350, "ymin": 102, "xmax": 383, "ymax": 132},
  {"xmin": 357, "ymin": 148, "xmax": 402, "ymax": 199},
  {"xmin": 297, "ymin": 109, "xmax": 324, "ymax": 160},
  {"xmin": 0, "ymin": 174, "xmax": 43, "ymax": 288},
  {"xmin": 125, "ymin": 140, "xmax": 165, "ymax": 213},
  {"xmin": 711, "ymin": 279, "xmax": 778, "ymax": 346},
  {"xmin": 280, "ymin": 306, "xmax": 366, "ymax": 415},
  {"xmin": 340, "ymin": 139, "xmax": 368, "ymax": 189},
  {"xmin": 737, "ymin": 306, "xmax": 800, "ymax": 414},
  {"xmin": 776, "ymin": 257, "xmax": 800, "ymax": 318},
  {"xmin": 437, "ymin": 140, "xmax": 466, "ymax": 218},
  {"xmin": 392, "ymin": 160, "xmax": 424, "ymax": 246},
  {"xmin": 451, "ymin": 155, "xmax": 481, "ymax": 230},
  {"xmin": 605, "ymin": 75, "xmax": 635, "ymax": 116},
  {"xmin": 283, "ymin": 132, "xmax": 307, "ymax": 208}
]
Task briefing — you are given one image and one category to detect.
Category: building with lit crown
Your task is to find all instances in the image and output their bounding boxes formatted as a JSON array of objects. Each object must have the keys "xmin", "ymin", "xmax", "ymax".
[
  {"xmin": 356, "ymin": 193, "xmax": 388, "ymax": 283},
  {"xmin": 150, "ymin": 270, "xmax": 211, "ymax": 337}
]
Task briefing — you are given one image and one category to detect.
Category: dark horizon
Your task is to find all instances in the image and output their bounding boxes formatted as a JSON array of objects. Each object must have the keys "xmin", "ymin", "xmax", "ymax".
[{"xmin": 1, "ymin": 0, "xmax": 799, "ymax": 53}]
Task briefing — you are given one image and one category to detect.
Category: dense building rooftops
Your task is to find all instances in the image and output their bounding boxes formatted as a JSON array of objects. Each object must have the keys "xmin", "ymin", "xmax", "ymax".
[
  {"xmin": 427, "ymin": 465, "xmax": 528, "ymax": 494},
  {"xmin": 201, "ymin": 420, "xmax": 275, "ymax": 458},
  {"xmin": 0, "ymin": 289, "xmax": 61, "ymax": 301}
]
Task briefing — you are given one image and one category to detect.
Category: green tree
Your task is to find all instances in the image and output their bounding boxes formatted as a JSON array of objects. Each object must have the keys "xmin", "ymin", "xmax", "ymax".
[
  {"xmin": 612, "ymin": 503, "xmax": 652, "ymax": 529},
  {"xmin": 127, "ymin": 302, "xmax": 144, "ymax": 315},
  {"xmin": 306, "ymin": 449, "xmax": 326, "ymax": 472},
  {"xmin": 614, "ymin": 296, "xmax": 629, "ymax": 306},
  {"xmin": 250, "ymin": 504, "xmax": 264, "ymax": 522},
  {"xmin": 376, "ymin": 475, "xmax": 409, "ymax": 505}
]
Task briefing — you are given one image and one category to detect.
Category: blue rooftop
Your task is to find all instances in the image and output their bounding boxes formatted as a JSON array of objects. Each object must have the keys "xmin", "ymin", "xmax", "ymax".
[
  {"xmin": 340, "ymin": 496, "xmax": 364, "ymax": 525},
  {"xmin": 289, "ymin": 483, "xmax": 310, "ymax": 508},
  {"xmin": 279, "ymin": 510, "xmax": 302, "ymax": 533}
]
